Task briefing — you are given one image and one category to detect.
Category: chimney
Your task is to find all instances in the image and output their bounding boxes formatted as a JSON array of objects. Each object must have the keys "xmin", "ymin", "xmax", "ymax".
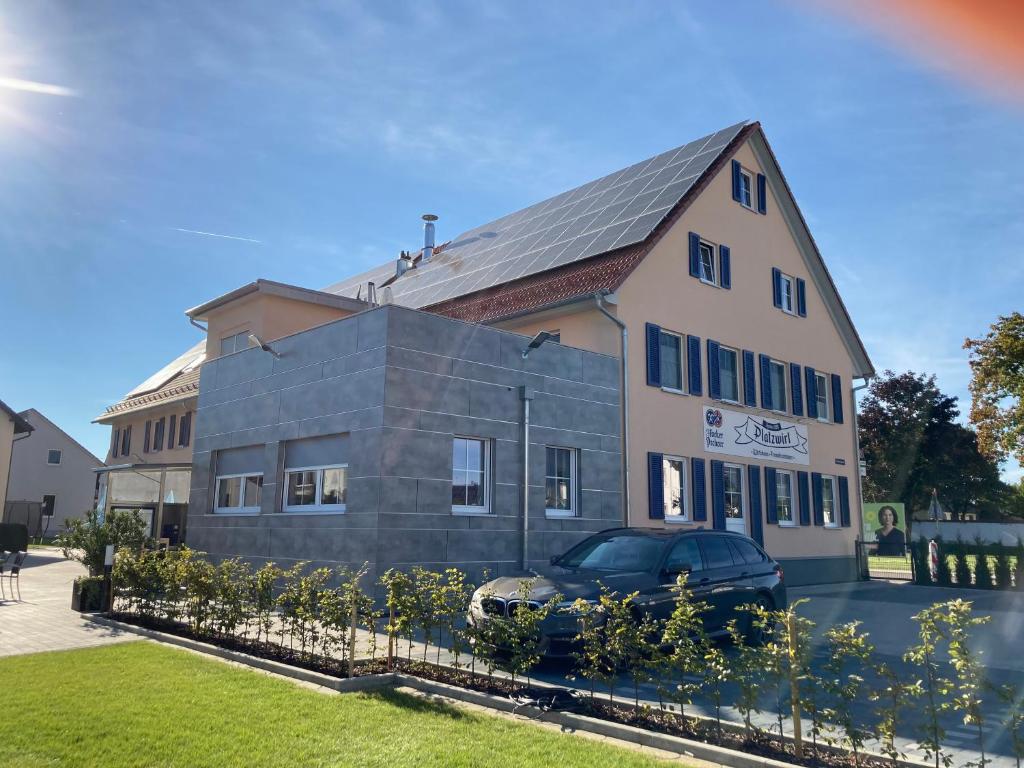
[
  {"xmin": 395, "ymin": 250, "xmax": 413, "ymax": 278},
  {"xmin": 421, "ymin": 214, "xmax": 438, "ymax": 263}
]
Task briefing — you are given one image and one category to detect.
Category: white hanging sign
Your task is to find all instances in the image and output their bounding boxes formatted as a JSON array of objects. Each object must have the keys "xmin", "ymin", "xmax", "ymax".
[{"xmin": 703, "ymin": 406, "xmax": 810, "ymax": 466}]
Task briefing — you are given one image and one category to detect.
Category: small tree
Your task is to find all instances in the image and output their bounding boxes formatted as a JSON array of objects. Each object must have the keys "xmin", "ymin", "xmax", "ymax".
[
  {"xmin": 726, "ymin": 615, "xmax": 765, "ymax": 742},
  {"xmin": 941, "ymin": 599, "xmax": 992, "ymax": 768},
  {"xmin": 905, "ymin": 602, "xmax": 957, "ymax": 768},
  {"xmin": 974, "ymin": 540, "xmax": 995, "ymax": 590},
  {"xmin": 954, "ymin": 540, "xmax": 972, "ymax": 587},
  {"xmin": 379, "ymin": 568, "xmax": 415, "ymax": 666},
  {"xmin": 59, "ymin": 508, "xmax": 149, "ymax": 577},
  {"xmin": 822, "ymin": 621, "xmax": 875, "ymax": 766},
  {"xmin": 700, "ymin": 630, "xmax": 733, "ymax": 742},
  {"xmin": 995, "ymin": 545, "xmax": 1013, "ymax": 590},
  {"xmin": 409, "ymin": 567, "xmax": 441, "ymax": 662},
  {"xmin": 778, "ymin": 599, "xmax": 816, "ymax": 760},
  {"xmin": 212, "ymin": 557, "xmax": 250, "ymax": 639},
  {"xmin": 913, "ymin": 539, "xmax": 934, "ymax": 585},
  {"xmin": 748, "ymin": 602, "xmax": 789, "ymax": 740},
  {"xmin": 935, "ymin": 540, "xmax": 953, "ymax": 587},
  {"xmin": 572, "ymin": 585, "xmax": 630, "ymax": 703},
  {"xmin": 434, "ymin": 568, "xmax": 474, "ymax": 668},
  {"xmin": 996, "ymin": 683, "xmax": 1024, "ymax": 768},
  {"xmin": 503, "ymin": 578, "xmax": 559, "ymax": 690},
  {"xmin": 661, "ymin": 574, "xmax": 708, "ymax": 722},
  {"xmin": 871, "ymin": 659, "xmax": 919, "ymax": 767}
]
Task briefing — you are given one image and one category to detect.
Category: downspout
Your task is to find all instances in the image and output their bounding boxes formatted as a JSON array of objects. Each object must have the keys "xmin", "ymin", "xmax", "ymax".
[
  {"xmin": 519, "ymin": 386, "xmax": 534, "ymax": 571},
  {"xmin": 594, "ymin": 292, "xmax": 630, "ymax": 526},
  {"xmin": 851, "ymin": 375, "xmax": 873, "ymax": 577}
]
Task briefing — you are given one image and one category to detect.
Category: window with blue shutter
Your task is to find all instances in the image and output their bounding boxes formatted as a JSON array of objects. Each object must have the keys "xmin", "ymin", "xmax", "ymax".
[
  {"xmin": 688, "ymin": 232, "xmax": 701, "ymax": 278},
  {"xmin": 838, "ymin": 476, "xmax": 851, "ymax": 527},
  {"xmin": 720, "ymin": 245, "xmax": 731, "ymax": 289},
  {"xmin": 742, "ymin": 351, "xmax": 756, "ymax": 407},
  {"xmin": 811, "ymin": 472, "xmax": 825, "ymax": 526},
  {"xmin": 764, "ymin": 467, "xmax": 778, "ymax": 524},
  {"xmin": 797, "ymin": 471, "xmax": 810, "ymax": 525},
  {"xmin": 707, "ymin": 339, "xmax": 722, "ymax": 400},
  {"xmin": 831, "ymin": 374, "xmax": 844, "ymax": 424},
  {"xmin": 648, "ymin": 453, "xmax": 665, "ymax": 519},
  {"xmin": 645, "ymin": 323, "xmax": 661, "ymax": 387},
  {"xmin": 805, "ymin": 367, "xmax": 818, "ymax": 419},
  {"xmin": 687, "ymin": 335, "xmax": 702, "ymax": 395},
  {"xmin": 796, "ymin": 278, "xmax": 807, "ymax": 317},
  {"xmin": 759, "ymin": 354, "xmax": 773, "ymax": 410},
  {"xmin": 710, "ymin": 460, "xmax": 726, "ymax": 530},
  {"xmin": 691, "ymin": 459, "xmax": 707, "ymax": 521},
  {"xmin": 756, "ymin": 173, "xmax": 767, "ymax": 214},
  {"xmin": 732, "ymin": 160, "xmax": 742, "ymax": 202},
  {"xmin": 748, "ymin": 465, "xmax": 763, "ymax": 546},
  {"xmin": 790, "ymin": 363, "xmax": 803, "ymax": 417},
  {"xmin": 771, "ymin": 268, "xmax": 782, "ymax": 308}
]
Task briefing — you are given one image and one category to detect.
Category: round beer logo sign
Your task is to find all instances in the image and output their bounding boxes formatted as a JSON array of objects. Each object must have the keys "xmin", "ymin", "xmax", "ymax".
[{"xmin": 705, "ymin": 409, "xmax": 723, "ymax": 428}]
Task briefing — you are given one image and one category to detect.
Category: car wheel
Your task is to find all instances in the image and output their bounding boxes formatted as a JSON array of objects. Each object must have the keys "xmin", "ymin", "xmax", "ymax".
[{"xmin": 743, "ymin": 594, "xmax": 774, "ymax": 646}]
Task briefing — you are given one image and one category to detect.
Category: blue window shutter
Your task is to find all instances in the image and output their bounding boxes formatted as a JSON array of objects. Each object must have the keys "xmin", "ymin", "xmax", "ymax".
[
  {"xmin": 689, "ymin": 232, "xmax": 701, "ymax": 277},
  {"xmin": 790, "ymin": 363, "xmax": 803, "ymax": 417},
  {"xmin": 748, "ymin": 465, "xmax": 763, "ymax": 546},
  {"xmin": 831, "ymin": 374, "xmax": 844, "ymax": 424},
  {"xmin": 691, "ymin": 459, "xmax": 707, "ymax": 521},
  {"xmin": 687, "ymin": 335, "xmax": 702, "ymax": 395},
  {"xmin": 742, "ymin": 350, "xmax": 756, "ymax": 407},
  {"xmin": 811, "ymin": 472, "xmax": 825, "ymax": 526},
  {"xmin": 648, "ymin": 453, "xmax": 665, "ymax": 519},
  {"xmin": 720, "ymin": 245, "xmax": 731, "ymax": 289},
  {"xmin": 759, "ymin": 354, "xmax": 773, "ymax": 410},
  {"xmin": 710, "ymin": 460, "xmax": 726, "ymax": 530},
  {"xmin": 143, "ymin": 421, "xmax": 151, "ymax": 453},
  {"xmin": 731, "ymin": 160, "xmax": 742, "ymax": 202},
  {"xmin": 764, "ymin": 467, "xmax": 778, "ymax": 524},
  {"xmin": 838, "ymin": 476, "xmax": 851, "ymax": 527},
  {"xmin": 756, "ymin": 173, "xmax": 767, "ymax": 214},
  {"xmin": 805, "ymin": 367, "xmax": 818, "ymax": 419},
  {"xmin": 645, "ymin": 323, "xmax": 661, "ymax": 387},
  {"xmin": 796, "ymin": 278, "xmax": 807, "ymax": 317},
  {"xmin": 707, "ymin": 339, "xmax": 722, "ymax": 400},
  {"xmin": 797, "ymin": 471, "xmax": 811, "ymax": 525},
  {"xmin": 771, "ymin": 268, "xmax": 782, "ymax": 308}
]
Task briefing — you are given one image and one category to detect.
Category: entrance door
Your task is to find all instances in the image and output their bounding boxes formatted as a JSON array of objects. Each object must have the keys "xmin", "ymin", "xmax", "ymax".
[{"xmin": 723, "ymin": 464, "xmax": 747, "ymax": 534}]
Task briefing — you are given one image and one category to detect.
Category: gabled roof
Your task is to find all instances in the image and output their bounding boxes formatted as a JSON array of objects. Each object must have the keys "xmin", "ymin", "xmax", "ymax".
[
  {"xmin": 95, "ymin": 364, "xmax": 200, "ymax": 423},
  {"xmin": 18, "ymin": 408, "xmax": 103, "ymax": 465}
]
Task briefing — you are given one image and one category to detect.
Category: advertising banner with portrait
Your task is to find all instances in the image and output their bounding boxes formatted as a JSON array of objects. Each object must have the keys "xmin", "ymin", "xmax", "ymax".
[{"xmin": 863, "ymin": 502, "xmax": 907, "ymax": 556}]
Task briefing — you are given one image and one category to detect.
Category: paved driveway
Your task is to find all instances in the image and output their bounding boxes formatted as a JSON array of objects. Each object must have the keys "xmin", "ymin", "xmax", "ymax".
[{"xmin": 0, "ymin": 547, "xmax": 133, "ymax": 657}]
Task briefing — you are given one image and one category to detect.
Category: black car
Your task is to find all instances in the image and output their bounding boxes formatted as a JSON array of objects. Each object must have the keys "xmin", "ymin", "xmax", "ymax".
[{"xmin": 467, "ymin": 527, "xmax": 787, "ymax": 658}]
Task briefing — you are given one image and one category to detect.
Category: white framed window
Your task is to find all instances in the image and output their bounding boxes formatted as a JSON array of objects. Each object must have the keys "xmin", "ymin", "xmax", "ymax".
[
  {"xmin": 723, "ymin": 463, "xmax": 746, "ymax": 529},
  {"xmin": 738, "ymin": 169, "xmax": 753, "ymax": 209},
  {"xmin": 769, "ymin": 359, "xmax": 788, "ymax": 412},
  {"xmin": 220, "ymin": 330, "xmax": 252, "ymax": 356},
  {"xmin": 779, "ymin": 273, "xmax": 795, "ymax": 314},
  {"xmin": 663, "ymin": 456, "xmax": 689, "ymax": 522},
  {"xmin": 284, "ymin": 464, "xmax": 347, "ymax": 512},
  {"xmin": 822, "ymin": 475, "xmax": 839, "ymax": 527},
  {"xmin": 545, "ymin": 446, "xmax": 578, "ymax": 517},
  {"xmin": 46, "ymin": 449, "xmax": 62, "ymax": 466},
  {"xmin": 719, "ymin": 346, "xmax": 740, "ymax": 403},
  {"xmin": 659, "ymin": 330, "xmax": 684, "ymax": 393},
  {"xmin": 775, "ymin": 470, "xmax": 796, "ymax": 526},
  {"xmin": 215, "ymin": 473, "xmax": 263, "ymax": 514},
  {"xmin": 815, "ymin": 372, "xmax": 830, "ymax": 422},
  {"xmin": 452, "ymin": 437, "xmax": 490, "ymax": 513},
  {"xmin": 698, "ymin": 241, "xmax": 717, "ymax": 286}
]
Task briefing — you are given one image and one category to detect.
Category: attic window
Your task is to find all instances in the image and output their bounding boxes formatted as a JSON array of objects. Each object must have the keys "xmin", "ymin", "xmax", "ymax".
[{"xmin": 738, "ymin": 169, "xmax": 752, "ymax": 208}]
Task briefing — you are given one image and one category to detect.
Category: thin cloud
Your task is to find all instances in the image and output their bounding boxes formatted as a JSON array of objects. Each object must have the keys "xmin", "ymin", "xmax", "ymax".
[
  {"xmin": 173, "ymin": 227, "xmax": 262, "ymax": 244},
  {"xmin": 0, "ymin": 77, "xmax": 77, "ymax": 97}
]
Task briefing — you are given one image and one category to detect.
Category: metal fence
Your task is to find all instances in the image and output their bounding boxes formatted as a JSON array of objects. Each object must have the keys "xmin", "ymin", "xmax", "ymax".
[{"xmin": 856, "ymin": 540, "xmax": 914, "ymax": 581}]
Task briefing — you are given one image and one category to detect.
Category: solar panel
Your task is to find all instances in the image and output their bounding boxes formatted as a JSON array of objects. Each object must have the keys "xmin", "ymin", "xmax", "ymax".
[{"xmin": 328, "ymin": 121, "xmax": 749, "ymax": 309}]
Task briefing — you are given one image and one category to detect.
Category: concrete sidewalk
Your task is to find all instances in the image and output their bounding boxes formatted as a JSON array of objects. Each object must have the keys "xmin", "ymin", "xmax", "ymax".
[{"xmin": 0, "ymin": 547, "xmax": 133, "ymax": 657}]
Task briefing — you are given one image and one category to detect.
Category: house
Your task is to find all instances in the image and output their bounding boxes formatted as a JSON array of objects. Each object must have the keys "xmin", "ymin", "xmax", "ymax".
[
  {"xmin": 104, "ymin": 119, "xmax": 873, "ymax": 585},
  {"xmin": 0, "ymin": 399, "xmax": 33, "ymax": 525},
  {"xmin": 5, "ymin": 409, "xmax": 103, "ymax": 536}
]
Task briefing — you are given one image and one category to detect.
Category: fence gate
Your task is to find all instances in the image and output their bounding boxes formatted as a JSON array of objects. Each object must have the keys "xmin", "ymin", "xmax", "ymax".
[{"xmin": 856, "ymin": 540, "xmax": 914, "ymax": 581}]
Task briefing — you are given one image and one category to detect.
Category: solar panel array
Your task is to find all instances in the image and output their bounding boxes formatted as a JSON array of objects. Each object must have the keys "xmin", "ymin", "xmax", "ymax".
[{"xmin": 327, "ymin": 121, "xmax": 747, "ymax": 309}]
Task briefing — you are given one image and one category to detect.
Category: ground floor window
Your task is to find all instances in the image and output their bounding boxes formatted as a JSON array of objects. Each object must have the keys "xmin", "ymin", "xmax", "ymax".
[
  {"xmin": 545, "ymin": 447, "xmax": 577, "ymax": 516},
  {"xmin": 452, "ymin": 437, "xmax": 489, "ymax": 513},
  {"xmin": 822, "ymin": 474, "xmax": 839, "ymax": 527},
  {"xmin": 215, "ymin": 473, "xmax": 263, "ymax": 513},
  {"xmin": 723, "ymin": 463, "xmax": 745, "ymax": 531},
  {"xmin": 775, "ymin": 470, "xmax": 795, "ymax": 525},
  {"xmin": 663, "ymin": 456, "xmax": 688, "ymax": 521},
  {"xmin": 284, "ymin": 465, "xmax": 347, "ymax": 512}
]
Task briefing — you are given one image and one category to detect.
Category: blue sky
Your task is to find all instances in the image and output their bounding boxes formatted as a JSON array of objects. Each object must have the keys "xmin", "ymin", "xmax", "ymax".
[{"xmin": 0, "ymin": 1, "xmax": 1020, "ymax": 482}]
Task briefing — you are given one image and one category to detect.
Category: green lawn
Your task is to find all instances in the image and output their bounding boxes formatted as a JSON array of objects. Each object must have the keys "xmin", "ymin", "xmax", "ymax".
[{"xmin": 0, "ymin": 642, "xmax": 673, "ymax": 768}]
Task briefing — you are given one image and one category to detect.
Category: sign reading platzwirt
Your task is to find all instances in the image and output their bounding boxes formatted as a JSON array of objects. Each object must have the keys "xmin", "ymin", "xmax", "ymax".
[{"xmin": 703, "ymin": 406, "xmax": 810, "ymax": 466}]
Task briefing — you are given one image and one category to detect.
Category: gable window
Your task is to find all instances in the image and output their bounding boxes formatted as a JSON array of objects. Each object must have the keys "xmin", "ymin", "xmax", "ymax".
[
  {"xmin": 659, "ymin": 331, "xmax": 683, "ymax": 392},
  {"xmin": 775, "ymin": 470, "xmax": 795, "ymax": 525},
  {"xmin": 545, "ymin": 446, "xmax": 578, "ymax": 517},
  {"xmin": 215, "ymin": 473, "xmax": 263, "ymax": 514},
  {"xmin": 815, "ymin": 372, "xmax": 830, "ymax": 422},
  {"xmin": 822, "ymin": 475, "xmax": 839, "ymax": 527},
  {"xmin": 663, "ymin": 456, "xmax": 689, "ymax": 521},
  {"xmin": 46, "ymin": 449, "xmax": 62, "ymax": 466},
  {"xmin": 738, "ymin": 169, "xmax": 753, "ymax": 208},
  {"xmin": 284, "ymin": 465, "xmax": 348, "ymax": 512},
  {"xmin": 452, "ymin": 437, "xmax": 489, "ymax": 513},
  {"xmin": 220, "ymin": 331, "xmax": 251, "ymax": 356},
  {"xmin": 769, "ymin": 360, "xmax": 788, "ymax": 412},
  {"xmin": 719, "ymin": 346, "xmax": 740, "ymax": 403},
  {"xmin": 779, "ymin": 273, "xmax": 795, "ymax": 314},
  {"xmin": 698, "ymin": 241, "xmax": 716, "ymax": 285}
]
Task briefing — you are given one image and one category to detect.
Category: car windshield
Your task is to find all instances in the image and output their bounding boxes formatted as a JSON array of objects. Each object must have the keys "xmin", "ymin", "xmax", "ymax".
[{"xmin": 557, "ymin": 533, "xmax": 667, "ymax": 571}]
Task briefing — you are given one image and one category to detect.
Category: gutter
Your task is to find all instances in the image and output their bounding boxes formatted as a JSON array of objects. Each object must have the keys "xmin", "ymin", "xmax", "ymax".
[{"xmin": 594, "ymin": 292, "xmax": 630, "ymax": 526}]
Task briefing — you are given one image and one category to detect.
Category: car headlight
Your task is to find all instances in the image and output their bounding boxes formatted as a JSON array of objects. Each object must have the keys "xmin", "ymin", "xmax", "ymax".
[{"xmin": 555, "ymin": 599, "xmax": 597, "ymax": 616}]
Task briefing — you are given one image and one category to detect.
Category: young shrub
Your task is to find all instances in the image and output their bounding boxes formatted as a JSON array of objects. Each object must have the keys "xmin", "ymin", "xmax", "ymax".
[
  {"xmin": 276, "ymin": 561, "xmax": 308, "ymax": 651},
  {"xmin": 726, "ymin": 615, "xmax": 766, "ymax": 742},
  {"xmin": 871, "ymin": 659, "xmax": 919, "ymax": 767},
  {"xmin": 180, "ymin": 549, "xmax": 217, "ymax": 636},
  {"xmin": 700, "ymin": 627, "xmax": 733, "ymax": 743},
  {"xmin": 58, "ymin": 508, "xmax": 150, "ymax": 577},
  {"xmin": 504, "ymin": 577, "xmax": 560, "ymax": 690},
  {"xmin": 748, "ymin": 602, "xmax": 789, "ymax": 740},
  {"xmin": 954, "ymin": 540, "xmax": 973, "ymax": 587},
  {"xmin": 935, "ymin": 539, "xmax": 953, "ymax": 587},
  {"xmin": 974, "ymin": 539, "xmax": 995, "ymax": 590},
  {"xmin": 379, "ymin": 568, "xmax": 414, "ymax": 667},
  {"xmin": 434, "ymin": 568, "xmax": 474, "ymax": 669},
  {"xmin": 995, "ymin": 545, "xmax": 1013, "ymax": 590},
  {"xmin": 317, "ymin": 581, "xmax": 347, "ymax": 662},
  {"xmin": 905, "ymin": 602, "xmax": 957, "ymax": 768},
  {"xmin": 409, "ymin": 566, "xmax": 442, "ymax": 663},
  {"xmin": 661, "ymin": 573, "xmax": 708, "ymax": 722},
  {"xmin": 779, "ymin": 599, "xmax": 817, "ymax": 760},
  {"xmin": 212, "ymin": 557, "xmax": 250, "ymax": 640},
  {"xmin": 340, "ymin": 563, "xmax": 374, "ymax": 674},
  {"xmin": 571, "ymin": 584, "xmax": 627, "ymax": 703},
  {"xmin": 996, "ymin": 682, "xmax": 1024, "ymax": 768},
  {"xmin": 940, "ymin": 599, "xmax": 992, "ymax": 768},
  {"xmin": 463, "ymin": 583, "xmax": 508, "ymax": 688},
  {"xmin": 822, "ymin": 621, "xmax": 875, "ymax": 766},
  {"xmin": 250, "ymin": 562, "xmax": 281, "ymax": 646},
  {"xmin": 912, "ymin": 538, "xmax": 933, "ymax": 585}
]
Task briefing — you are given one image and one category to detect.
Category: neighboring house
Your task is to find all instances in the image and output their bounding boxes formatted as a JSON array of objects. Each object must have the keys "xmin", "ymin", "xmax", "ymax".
[
  {"xmin": 105, "ymin": 119, "xmax": 874, "ymax": 585},
  {"xmin": 5, "ymin": 409, "xmax": 103, "ymax": 535},
  {"xmin": 0, "ymin": 399, "xmax": 33, "ymax": 522}
]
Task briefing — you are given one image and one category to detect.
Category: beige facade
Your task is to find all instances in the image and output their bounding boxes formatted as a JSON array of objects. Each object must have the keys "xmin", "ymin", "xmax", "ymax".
[{"xmin": 0, "ymin": 400, "xmax": 33, "ymax": 522}]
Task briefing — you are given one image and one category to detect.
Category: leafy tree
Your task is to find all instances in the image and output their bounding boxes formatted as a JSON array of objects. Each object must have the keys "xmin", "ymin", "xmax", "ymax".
[
  {"xmin": 379, "ymin": 568, "xmax": 415, "ymax": 664},
  {"xmin": 871, "ymin": 660, "xmax": 919, "ymax": 767},
  {"xmin": 434, "ymin": 568, "xmax": 474, "ymax": 668},
  {"xmin": 503, "ymin": 578, "xmax": 559, "ymax": 690},
  {"xmin": 661, "ymin": 574, "xmax": 707, "ymax": 721},
  {"xmin": 726, "ymin": 615, "xmax": 765, "ymax": 741},
  {"xmin": 905, "ymin": 602, "xmax": 957, "ymax": 768},
  {"xmin": 59, "ymin": 508, "xmax": 149, "ymax": 576},
  {"xmin": 965, "ymin": 312, "xmax": 1024, "ymax": 465},
  {"xmin": 940, "ymin": 600, "xmax": 992, "ymax": 768},
  {"xmin": 572, "ymin": 584, "xmax": 630, "ymax": 703},
  {"xmin": 822, "ymin": 621, "xmax": 874, "ymax": 765},
  {"xmin": 410, "ymin": 567, "xmax": 441, "ymax": 662},
  {"xmin": 250, "ymin": 562, "xmax": 281, "ymax": 645}
]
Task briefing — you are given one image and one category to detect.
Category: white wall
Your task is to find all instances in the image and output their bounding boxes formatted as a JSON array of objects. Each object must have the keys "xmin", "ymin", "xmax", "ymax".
[{"xmin": 913, "ymin": 520, "xmax": 1024, "ymax": 546}]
